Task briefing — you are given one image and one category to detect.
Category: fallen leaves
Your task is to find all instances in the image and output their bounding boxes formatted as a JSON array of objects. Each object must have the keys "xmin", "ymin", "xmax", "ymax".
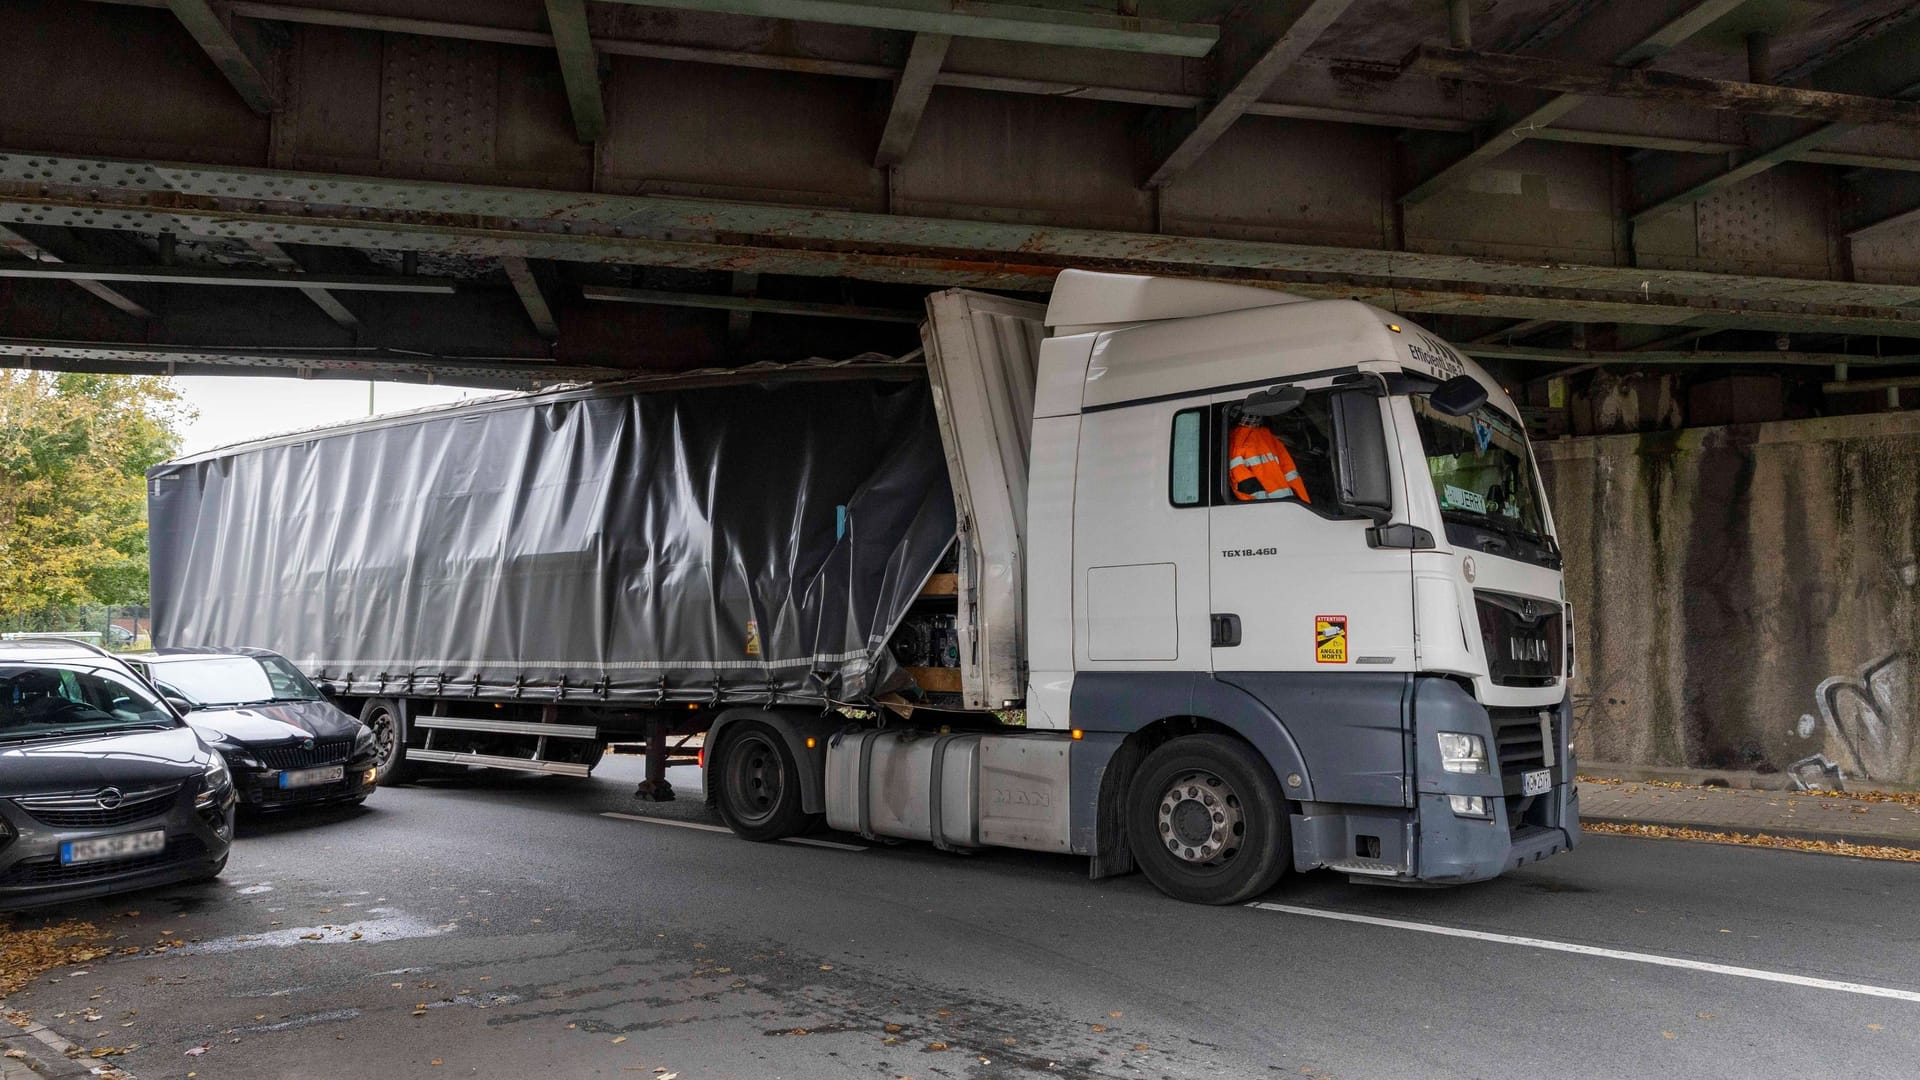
[
  {"xmin": 185, "ymin": 1044, "xmax": 209, "ymax": 1057},
  {"xmin": 612, "ymin": 1036, "xmax": 628, "ymax": 1044},
  {"xmin": 1584, "ymin": 822, "xmax": 1920, "ymax": 863},
  {"xmin": 0, "ymin": 918, "xmax": 111, "ymax": 998}
]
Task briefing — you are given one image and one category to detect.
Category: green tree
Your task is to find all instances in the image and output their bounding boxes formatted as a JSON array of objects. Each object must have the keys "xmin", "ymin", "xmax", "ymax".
[{"xmin": 0, "ymin": 372, "xmax": 187, "ymax": 625}]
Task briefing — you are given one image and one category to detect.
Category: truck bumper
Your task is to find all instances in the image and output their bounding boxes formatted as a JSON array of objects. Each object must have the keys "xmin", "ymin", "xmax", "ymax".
[{"xmin": 1291, "ymin": 682, "xmax": 1581, "ymax": 885}]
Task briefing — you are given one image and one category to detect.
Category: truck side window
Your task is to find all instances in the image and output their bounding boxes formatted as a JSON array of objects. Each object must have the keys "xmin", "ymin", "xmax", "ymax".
[
  {"xmin": 1169, "ymin": 408, "xmax": 1205, "ymax": 507},
  {"xmin": 1215, "ymin": 393, "xmax": 1345, "ymax": 517}
]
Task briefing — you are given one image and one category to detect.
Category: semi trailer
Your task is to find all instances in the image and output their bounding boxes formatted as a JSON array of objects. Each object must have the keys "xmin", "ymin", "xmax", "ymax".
[{"xmin": 148, "ymin": 270, "xmax": 1578, "ymax": 904}]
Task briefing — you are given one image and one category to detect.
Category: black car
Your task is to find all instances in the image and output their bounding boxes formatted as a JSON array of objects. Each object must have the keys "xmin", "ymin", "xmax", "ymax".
[
  {"xmin": 0, "ymin": 640, "xmax": 234, "ymax": 910},
  {"xmin": 125, "ymin": 648, "xmax": 378, "ymax": 811}
]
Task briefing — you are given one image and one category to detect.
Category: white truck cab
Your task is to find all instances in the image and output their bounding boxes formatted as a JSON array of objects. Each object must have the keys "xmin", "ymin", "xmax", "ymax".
[{"xmin": 878, "ymin": 271, "xmax": 1578, "ymax": 902}]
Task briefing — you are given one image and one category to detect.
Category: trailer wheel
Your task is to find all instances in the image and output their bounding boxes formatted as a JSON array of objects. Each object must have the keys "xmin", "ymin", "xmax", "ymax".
[
  {"xmin": 360, "ymin": 698, "xmax": 419, "ymax": 786},
  {"xmin": 1127, "ymin": 734, "xmax": 1290, "ymax": 905},
  {"xmin": 712, "ymin": 722, "xmax": 816, "ymax": 841}
]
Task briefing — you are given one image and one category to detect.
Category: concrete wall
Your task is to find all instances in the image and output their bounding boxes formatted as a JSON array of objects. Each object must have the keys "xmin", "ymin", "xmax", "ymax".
[{"xmin": 1536, "ymin": 412, "xmax": 1920, "ymax": 788}]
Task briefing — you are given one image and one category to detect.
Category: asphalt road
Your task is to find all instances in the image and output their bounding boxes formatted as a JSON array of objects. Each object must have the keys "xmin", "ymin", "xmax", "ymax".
[{"xmin": 4, "ymin": 757, "xmax": 1917, "ymax": 1080}]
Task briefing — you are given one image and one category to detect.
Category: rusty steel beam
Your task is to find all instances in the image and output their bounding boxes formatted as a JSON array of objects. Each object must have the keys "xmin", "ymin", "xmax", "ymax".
[
  {"xmin": 1400, "ymin": 0, "xmax": 1748, "ymax": 206},
  {"xmin": 0, "ymin": 224, "xmax": 152, "ymax": 320},
  {"xmin": 588, "ymin": 0, "xmax": 1218, "ymax": 56},
  {"xmin": 501, "ymin": 256, "xmax": 560, "ymax": 338},
  {"xmin": 0, "ymin": 339, "xmax": 598, "ymax": 385},
  {"xmin": 1143, "ymin": 0, "xmax": 1356, "ymax": 188},
  {"xmin": 1630, "ymin": 17, "xmax": 1920, "ymax": 221},
  {"xmin": 6, "ymin": 154, "xmax": 1920, "ymax": 337},
  {"xmin": 0, "ymin": 263, "xmax": 456, "ymax": 292},
  {"xmin": 164, "ymin": 0, "xmax": 276, "ymax": 114},
  {"xmin": 584, "ymin": 286, "xmax": 922, "ymax": 323},
  {"xmin": 1409, "ymin": 47, "xmax": 1920, "ymax": 128},
  {"xmin": 545, "ymin": 0, "xmax": 605, "ymax": 143},
  {"xmin": 873, "ymin": 33, "xmax": 950, "ymax": 169}
]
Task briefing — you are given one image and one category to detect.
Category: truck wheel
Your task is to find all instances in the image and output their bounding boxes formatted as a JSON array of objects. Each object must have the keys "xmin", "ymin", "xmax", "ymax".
[
  {"xmin": 712, "ymin": 722, "xmax": 816, "ymax": 841},
  {"xmin": 360, "ymin": 698, "xmax": 419, "ymax": 786},
  {"xmin": 1127, "ymin": 734, "xmax": 1290, "ymax": 905}
]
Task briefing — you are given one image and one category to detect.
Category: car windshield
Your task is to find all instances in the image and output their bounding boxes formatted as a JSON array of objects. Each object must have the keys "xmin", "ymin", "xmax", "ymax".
[
  {"xmin": 1411, "ymin": 396, "xmax": 1551, "ymax": 545},
  {"xmin": 151, "ymin": 655, "xmax": 323, "ymax": 707},
  {"xmin": 0, "ymin": 663, "xmax": 176, "ymax": 741}
]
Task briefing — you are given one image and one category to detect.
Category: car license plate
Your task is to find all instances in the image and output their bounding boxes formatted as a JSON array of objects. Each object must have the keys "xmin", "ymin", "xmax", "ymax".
[
  {"xmin": 280, "ymin": 765, "xmax": 345, "ymax": 789},
  {"xmin": 1522, "ymin": 768, "xmax": 1552, "ymax": 796},
  {"xmin": 60, "ymin": 829, "xmax": 166, "ymax": 866}
]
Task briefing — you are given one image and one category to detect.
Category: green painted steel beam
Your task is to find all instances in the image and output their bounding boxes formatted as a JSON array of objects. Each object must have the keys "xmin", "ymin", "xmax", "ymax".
[
  {"xmin": 501, "ymin": 256, "xmax": 560, "ymax": 338},
  {"xmin": 545, "ymin": 0, "xmax": 606, "ymax": 143},
  {"xmin": 598, "ymin": 0, "xmax": 1218, "ymax": 56},
  {"xmin": 165, "ymin": 0, "xmax": 277, "ymax": 114},
  {"xmin": 873, "ymin": 33, "xmax": 950, "ymax": 168},
  {"xmin": 8, "ymin": 152, "xmax": 1920, "ymax": 337},
  {"xmin": 584, "ymin": 285, "xmax": 923, "ymax": 323},
  {"xmin": 1144, "ymin": 0, "xmax": 1355, "ymax": 188},
  {"xmin": 0, "ymin": 263, "xmax": 456, "ymax": 292},
  {"xmin": 1463, "ymin": 343, "xmax": 1919, "ymax": 368},
  {"xmin": 1400, "ymin": 0, "xmax": 1747, "ymax": 206}
]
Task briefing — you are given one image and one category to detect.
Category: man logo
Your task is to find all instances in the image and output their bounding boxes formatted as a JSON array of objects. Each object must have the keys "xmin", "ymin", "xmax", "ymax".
[
  {"xmin": 1509, "ymin": 637, "xmax": 1550, "ymax": 664},
  {"xmin": 95, "ymin": 788, "xmax": 124, "ymax": 810},
  {"xmin": 1520, "ymin": 599, "xmax": 1538, "ymax": 620}
]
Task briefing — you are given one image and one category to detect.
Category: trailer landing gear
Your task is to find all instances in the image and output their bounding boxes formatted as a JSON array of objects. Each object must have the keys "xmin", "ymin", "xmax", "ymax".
[{"xmin": 634, "ymin": 719, "xmax": 676, "ymax": 801}]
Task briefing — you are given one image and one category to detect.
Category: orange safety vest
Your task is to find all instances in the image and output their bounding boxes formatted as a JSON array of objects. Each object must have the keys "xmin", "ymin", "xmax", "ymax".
[{"xmin": 1228, "ymin": 423, "xmax": 1310, "ymax": 503}]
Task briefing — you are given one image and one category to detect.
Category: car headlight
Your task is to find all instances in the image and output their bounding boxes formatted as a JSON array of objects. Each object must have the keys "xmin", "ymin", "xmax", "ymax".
[
  {"xmin": 1438, "ymin": 732, "xmax": 1488, "ymax": 774},
  {"xmin": 195, "ymin": 756, "xmax": 234, "ymax": 810},
  {"xmin": 353, "ymin": 724, "xmax": 376, "ymax": 759}
]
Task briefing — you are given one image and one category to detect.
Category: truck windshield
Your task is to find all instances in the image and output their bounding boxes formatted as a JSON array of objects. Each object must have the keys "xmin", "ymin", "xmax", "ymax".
[
  {"xmin": 0, "ymin": 664, "xmax": 176, "ymax": 741},
  {"xmin": 1411, "ymin": 396, "xmax": 1556, "ymax": 563},
  {"xmin": 152, "ymin": 655, "xmax": 323, "ymax": 707}
]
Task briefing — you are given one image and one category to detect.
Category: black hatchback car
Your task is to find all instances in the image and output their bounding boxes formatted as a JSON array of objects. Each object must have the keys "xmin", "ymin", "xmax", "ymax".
[
  {"xmin": 124, "ymin": 648, "xmax": 378, "ymax": 811},
  {"xmin": 0, "ymin": 639, "xmax": 234, "ymax": 910}
]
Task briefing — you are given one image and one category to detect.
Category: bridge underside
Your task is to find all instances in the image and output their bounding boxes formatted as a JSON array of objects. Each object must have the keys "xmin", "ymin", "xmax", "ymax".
[{"xmin": 1, "ymin": 0, "xmax": 1918, "ymax": 419}]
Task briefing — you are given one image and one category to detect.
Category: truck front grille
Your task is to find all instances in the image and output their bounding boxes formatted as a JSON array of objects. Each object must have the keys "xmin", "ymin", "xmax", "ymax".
[
  {"xmin": 1475, "ymin": 592, "xmax": 1564, "ymax": 687},
  {"xmin": 1488, "ymin": 707, "xmax": 1557, "ymax": 776}
]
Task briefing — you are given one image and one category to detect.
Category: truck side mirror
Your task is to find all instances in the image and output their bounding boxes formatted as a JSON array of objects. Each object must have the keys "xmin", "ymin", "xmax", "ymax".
[
  {"xmin": 1427, "ymin": 374, "xmax": 1488, "ymax": 417},
  {"xmin": 1238, "ymin": 384, "xmax": 1306, "ymax": 417},
  {"xmin": 1331, "ymin": 390, "xmax": 1392, "ymax": 523}
]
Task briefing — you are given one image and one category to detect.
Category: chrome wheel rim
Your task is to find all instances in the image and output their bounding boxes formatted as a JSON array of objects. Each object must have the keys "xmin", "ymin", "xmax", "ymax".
[{"xmin": 1156, "ymin": 770, "xmax": 1245, "ymax": 866}]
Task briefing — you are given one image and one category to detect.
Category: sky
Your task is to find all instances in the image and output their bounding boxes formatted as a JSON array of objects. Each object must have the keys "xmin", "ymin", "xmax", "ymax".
[{"xmin": 170, "ymin": 377, "xmax": 483, "ymax": 456}]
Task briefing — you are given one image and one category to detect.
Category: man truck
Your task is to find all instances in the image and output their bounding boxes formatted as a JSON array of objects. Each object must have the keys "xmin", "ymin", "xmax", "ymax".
[{"xmin": 148, "ymin": 271, "xmax": 1578, "ymax": 904}]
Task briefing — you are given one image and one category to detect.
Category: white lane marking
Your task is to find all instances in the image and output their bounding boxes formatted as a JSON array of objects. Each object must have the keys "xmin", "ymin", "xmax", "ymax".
[
  {"xmin": 600, "ymin": 812, "xmax": 866, "ymax": 851},
  {"xmin": 1252, "ymin": 903, "xmax": 1920, "ymax": 1004},
  {"xmin": 784, "ymin": 836, "xmax": 869, "ymax": 851},
  {"xmin": 170, "ymin": 912, "xmax": 450, "ymax": 955},
  {"xmin": 602, "ymin": 812, "xmax": 728, "ymax": 833}
]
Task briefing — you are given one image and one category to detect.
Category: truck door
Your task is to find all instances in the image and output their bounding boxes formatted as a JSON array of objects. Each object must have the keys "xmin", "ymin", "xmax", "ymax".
[{"xmin": 1204, "ymin": 380, "xmax": 1415, "ymax": 805}]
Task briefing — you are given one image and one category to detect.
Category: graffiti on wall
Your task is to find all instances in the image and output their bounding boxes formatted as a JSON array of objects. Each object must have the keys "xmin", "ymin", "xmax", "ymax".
[{"xmin": 1793, "ymin": 651, "xmax": 1911, "ymax": 787}]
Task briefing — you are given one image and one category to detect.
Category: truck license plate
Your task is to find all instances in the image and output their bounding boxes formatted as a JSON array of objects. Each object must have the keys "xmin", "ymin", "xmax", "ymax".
[
  {"xmin": 1522, "ymin": 768, "xmax": 1552, "ymax": 796},
  {"xmin": 280, "ymin": 765, "xmax": 345, "ymax": 789},
  {"xmin": 61, "ymin": 829, "xmax": 166, "ymax": 865}
]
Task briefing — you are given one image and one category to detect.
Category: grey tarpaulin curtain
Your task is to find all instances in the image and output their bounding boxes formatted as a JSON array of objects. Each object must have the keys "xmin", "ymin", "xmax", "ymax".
[{"xmin": 147, "ymin": 378, "xmax": 955, "ymax": 705}]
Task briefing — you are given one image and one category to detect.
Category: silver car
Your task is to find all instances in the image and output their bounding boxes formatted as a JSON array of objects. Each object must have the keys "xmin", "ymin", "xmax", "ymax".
[{"xmin": 0, "ymin": 640, "xmax": 234, "ymax": 911}]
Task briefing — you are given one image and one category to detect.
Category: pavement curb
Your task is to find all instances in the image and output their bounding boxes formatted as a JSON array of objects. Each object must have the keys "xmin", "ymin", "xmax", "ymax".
[
  {"xmin": 0, "ymin": 1020, "xmax": 138, "ymax": 1080},
  {"xmin": 1584, "ymin": 814, "xmax": 1920, "ymax": 852}
]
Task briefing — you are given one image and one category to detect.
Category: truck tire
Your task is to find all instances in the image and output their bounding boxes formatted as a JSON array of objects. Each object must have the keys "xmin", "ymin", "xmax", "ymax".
[
  {"xmin": 1127, "ymin": 734, "xmax": 1290, "ymax": 905},
  {"xmin": 712, "ymin": 721, "xmax": 817, "ymax": 841},
  {"xmin": 360, "ymin": 698, "xmax": 420, "ymax": 786}
]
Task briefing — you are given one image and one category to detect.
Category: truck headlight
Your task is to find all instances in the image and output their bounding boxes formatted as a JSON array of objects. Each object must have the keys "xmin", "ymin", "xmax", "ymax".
[
  {"xmin": 1438, "ymin": 732, "xmax": 1488, "ymax": 774},
  {"xmin": 195, "ymin": 757, "xmax": 234, "ymax": 810},
  {"xmin": 1449, "ymin": 795, "xmax": 1489, "ymax": 817}
]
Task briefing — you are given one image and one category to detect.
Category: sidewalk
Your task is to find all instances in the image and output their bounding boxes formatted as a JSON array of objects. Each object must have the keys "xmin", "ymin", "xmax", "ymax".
[{"xmin": 1580, "ymin": 778, "xmax": 1920, "ymax": 849}]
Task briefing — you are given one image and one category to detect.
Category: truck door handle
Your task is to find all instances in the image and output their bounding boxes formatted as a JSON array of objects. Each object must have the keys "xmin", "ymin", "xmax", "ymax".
[{"xmin": 1211, "ymin": 614, "xmax": 1242, "ymax": 648}]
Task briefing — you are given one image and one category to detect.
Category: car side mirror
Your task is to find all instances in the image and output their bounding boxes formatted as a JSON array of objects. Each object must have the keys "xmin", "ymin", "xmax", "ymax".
[
  {"xmin": 1331, "ymin": 390, "xmax": 1392, "ymax": 523},
  {"xmin": 1238, "ymin": 384, "xmax": 1307, "ymax": 418},
  {"xmin": 1428, "ymin": 374, "xmax": 1488, "ymax": 417}
]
